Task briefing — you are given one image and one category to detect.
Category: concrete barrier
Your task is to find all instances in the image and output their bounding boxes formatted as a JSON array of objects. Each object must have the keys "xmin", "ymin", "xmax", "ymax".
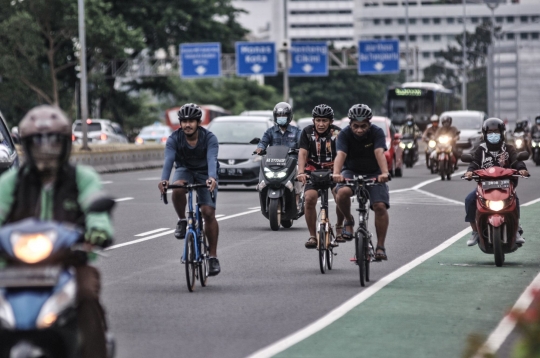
[{"xmin": 17, "ymin": 144, "xmax": 165, "ymax": 173}]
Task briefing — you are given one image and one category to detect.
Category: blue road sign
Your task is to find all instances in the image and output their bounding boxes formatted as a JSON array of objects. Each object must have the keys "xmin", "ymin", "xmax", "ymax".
[
  {"xmin": 236, "ymin": 42, "xmax": 277, "ymax": 76},
  {"xmin": 180, "ymin": 43, "xmax": 221, "ymax": 78},
  {"xmin": 358, "ymin": 40, "xmax": 400, "ymax": 75},
  {"xmin": 289, "ymin": 42, "xmax": 328, "ymax": 77}
]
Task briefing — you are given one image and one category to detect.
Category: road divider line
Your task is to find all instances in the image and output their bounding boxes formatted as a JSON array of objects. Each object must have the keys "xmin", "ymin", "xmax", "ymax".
[
  {"xmin": 414, "ymin": 188, "xmax": 464, "ymax": 205},
  {"xmin": 138, "ymin": 177, "xmax": 161, "ymax": 181},
  {"xmin": 411, "ymin": 170, "xmax": 466, "ymax": 190},
  {"xmin": 101, "ymin": 181, "xmax": 113, "ymax": 184},
  {"xmin": 249, "ymin": 206, "xmax": 260, "ymax": 210},
  {"xmin": 215, "ymin": 214, "xmax": 225, "ymax": 218},
  {"xmin": 247, "ymin": 226, "xmax": 472, "ymax": 358},
  {"xmin": 135, "ymin": 228, "xmax": 169, "ymax": 237},
  {"xmin": 114, "ymin": 197, "xmax": 134, "ymax": 202},
  {"xmin": 522, "ymin": 197, "xmax": 540, "ymax": 207}
]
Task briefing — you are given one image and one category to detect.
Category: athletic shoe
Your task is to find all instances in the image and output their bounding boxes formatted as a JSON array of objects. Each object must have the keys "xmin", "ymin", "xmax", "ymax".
[
  {"xmin": 467, "ymin": 231, "xmax": 479, "ymax": 246},
  {"xmin": 208, "ymin": 257, "xmax": 221, "ymax": 276},
  {"xmin": 175, "ymin": 219, "xmax": 187, "ymax": 239}
]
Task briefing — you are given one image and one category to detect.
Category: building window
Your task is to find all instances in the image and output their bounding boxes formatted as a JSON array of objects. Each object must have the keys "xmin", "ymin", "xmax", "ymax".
[
  {"xmin": 471, "ymin": 17, "xmax": 479, "ymax": 24},
  {"xmin": 410, "ymin": 35, "xmax": 417, "ymax": 42},
  {"xmin": 410, "ymin": 18, "xmax": 417, "ymax": 25},
  {"xmin": 398, "ymin": 18, "xmax": 405, "ymax": 24},
  {"xmin": 433, "ymin": 18, "xmax": 441, "ymax": 24},
  {"xmin": 447, "ymin": 18, "xmax": 454, "ymax": 24},
  {"xmin": 384, "ymin": 18, "xmax": 392, "ymax": 25},
  {"xmin": 374, "ymin": 19, "xmax": 380, "ymax": 25},
  {"xmin": 422, "ymin": 35, "xmax": 430, "ymax": 41},
  {"xmin": 507, "ymin": 33, "xmax": 515, "ymax": 40},
  {"xmin": 422, "ymin": 52, "xmax": 431, "ymax": 59},
  {"xmin": 447, "ymin": 34, "xmax": 455, "ymax": 41},
  {"xmin": 532, "ymin": 32, "xmax": 539, "ymax": 40},
  {"xmin": 507, "ymin": 16, "xmax": 514, "ymax": 23},
  {"xmin": 383, "ymin": 2, "xmax": 399, "ymax": 6},
  {"xmin": 290, "ymin": 10, "xmax": 353, "ymax": 15},
  {"xmin": 520, "ymin": 33, "xmax": 529, "ymax": 40},
  {"xmin": 482, "ymin": 17, "xmax": 489, "ymax": 23},
  {"xmin": 433, "ymin": 34, "xmax": 441, "ymax": 41},
  {"xmin": 374, "ymin": 35, "xmax": 382, "ymax": 39},
  {"xmin": 422, "ymin": 18, "xmax": 430, "ymax": 24},
  {"xmin": 290, "ymin": 24, "xmax": 354, "ymax": 28},
  {"xmin": 496, "ymin": 16, "xmax": 503, "ymax": 23},
  {"xmin": 521, "ymin": 16, "xmax": 528, "ymax": 23},
  {"xmin": 385, "ymin": 35, "xmax": 393, "ymax": 39},
  {"xmin": 398, "ymin": 35, "xmax": 405, "ymax": 41}
]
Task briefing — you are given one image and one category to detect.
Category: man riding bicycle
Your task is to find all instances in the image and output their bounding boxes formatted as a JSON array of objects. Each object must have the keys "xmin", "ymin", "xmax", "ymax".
[
  {"xmin": 296, "ymin": 104, "xmax": 344, "ymax": 249},
  {"xmin": 333, "ymin": 104, "xmax": 391, "ymax": 261},
  {"xmin": 158, "ymin": 103, "xmax": 221, "ymax": 276}
]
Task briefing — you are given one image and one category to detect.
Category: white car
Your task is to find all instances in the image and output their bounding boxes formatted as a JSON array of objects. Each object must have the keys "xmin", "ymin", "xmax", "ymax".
[
  {"xmin": 135, "ymin": 123, "xmax": 172, "ymax": 145},
  {"xmin": 72, "ymin": 119, "xmax": 129, "ymax": 144}
]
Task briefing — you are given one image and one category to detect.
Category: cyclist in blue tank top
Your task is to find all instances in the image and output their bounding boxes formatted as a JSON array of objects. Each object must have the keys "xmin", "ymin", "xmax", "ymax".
[
  {"xmin": 333, "ymin": 104, "xmax": 391, "ymax": 261},
  {"xmin": 158, "ymin": 103, "xmax": 221, "ymax": 276}
]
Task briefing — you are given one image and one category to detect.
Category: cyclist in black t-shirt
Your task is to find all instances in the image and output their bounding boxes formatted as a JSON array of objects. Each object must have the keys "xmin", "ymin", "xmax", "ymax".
[{"xmin": 297, "ymin": 104, "xmax": 344, "ymax": 249}]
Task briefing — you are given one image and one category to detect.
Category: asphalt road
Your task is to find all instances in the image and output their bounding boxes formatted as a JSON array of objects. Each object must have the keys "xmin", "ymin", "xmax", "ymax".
[{"xmin": 96, "ymin": 159, "xmax": 540, "ymax": 358}]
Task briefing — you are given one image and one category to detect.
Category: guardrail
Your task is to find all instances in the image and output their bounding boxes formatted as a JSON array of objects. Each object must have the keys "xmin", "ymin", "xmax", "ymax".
[{"xmin": 16, "ymin": 144, "xmax": 165, "ymax": 174}]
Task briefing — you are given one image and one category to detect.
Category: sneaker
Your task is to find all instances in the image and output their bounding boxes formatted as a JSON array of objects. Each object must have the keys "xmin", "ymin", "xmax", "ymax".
[
  {"xmin": 175, "ymin": 219, "xmax": 187, "ymax": 239},
  {"xmin": 208, "ymin": 257, "xmax": 221, "ymax": 276},
  {"xmin": 516, "ymin": 230, "xmax": 525, "ymax": 245},
  {"xmin": 467, "ymin": 231, "xmax": 479, "ymax": 246}
]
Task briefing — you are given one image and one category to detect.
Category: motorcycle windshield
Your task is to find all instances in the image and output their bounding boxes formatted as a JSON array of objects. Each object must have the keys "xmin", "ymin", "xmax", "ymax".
[{"xmin": 264, "ymin": 146, "xmax": 292, "ymax": 170}]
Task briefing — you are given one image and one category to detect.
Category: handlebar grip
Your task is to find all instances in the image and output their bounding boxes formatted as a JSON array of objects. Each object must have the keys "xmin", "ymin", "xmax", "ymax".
[{"xmin": 161, "ymin": 192, "xmax": 168, "ymax": 205}]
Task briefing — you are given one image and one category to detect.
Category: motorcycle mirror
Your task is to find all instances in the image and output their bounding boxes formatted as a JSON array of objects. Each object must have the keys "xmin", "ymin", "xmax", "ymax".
[
  {"xmin": 87, "ymin": 196, "xmax": 116, "ymax": 213},
  {"xmin": 250, "ymin": 138, "xmax": 261, "ymax": 145},
  {"xmin": 516, "ymin": 151, "xmax": 529, "ymax": 161},
  {"xmin": 461, "ymin": 154, "xmax": 474, "ymax": 163}
]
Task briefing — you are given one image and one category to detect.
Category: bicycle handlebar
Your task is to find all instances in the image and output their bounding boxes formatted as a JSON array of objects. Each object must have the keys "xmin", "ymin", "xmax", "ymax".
[{"xmin": 160, "ymin": 181, "xmax": 214, "ymax": 205}]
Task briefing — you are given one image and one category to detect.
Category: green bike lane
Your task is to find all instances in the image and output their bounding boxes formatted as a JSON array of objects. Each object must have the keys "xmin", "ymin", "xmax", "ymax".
[{"xmin": 252, "ymin": 201, "xmax": 540, "ymax": 358}]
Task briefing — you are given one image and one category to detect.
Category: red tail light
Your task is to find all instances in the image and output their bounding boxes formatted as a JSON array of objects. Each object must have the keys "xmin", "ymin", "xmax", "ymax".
[
  {"xmin": 161, "ymin": 137, "xmax": 167, "ymax": 143},
  {"xmin": 100, "ymin": 133, "xmax": 107, "ymax": 141},
  {"xmin": 72, "ymin": 134, "xmax": 75, "ymax": 142}
]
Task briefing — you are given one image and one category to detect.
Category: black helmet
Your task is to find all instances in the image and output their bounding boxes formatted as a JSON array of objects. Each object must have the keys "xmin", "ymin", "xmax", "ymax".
[
  {"xmin": 482, "ymin": 117, "xmax": 506, "ymax": 148},
  {"xmin": 178, "ymin": 103, "xmax": 202, "ymax": 121},
  {"xmin": 441, "ymin": 115, "xmax": 452, "ymax": 127},
  {"xmin": 535, "ymin": 115, "xmax": 540, "ymax": 125},
  {"xmin": 312, "ymin": 104, "xmax": 334, "ymax": 120},
  {"xmin": 515, "ymin": 120, "xmax": 528, "ymax": 130},
  {"xmin": 348, "ymin": 104, "xmax": 372, "ymax": 122},
  {"xmin": 273, "ymin": 102, "xmax": 293, "ymax": 126}
]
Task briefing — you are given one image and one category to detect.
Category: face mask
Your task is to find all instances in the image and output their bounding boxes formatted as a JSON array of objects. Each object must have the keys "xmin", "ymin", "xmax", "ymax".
[
  {"xmin": 276, "ymin": 117, "xmax": 288, "ymax": 126},
  {"xmin": 407, "ymin": 121, "xmax": 413, "ymax": 126},
  {"xmin": 487, "ymin": 133, "xmax": 501, "ymax": 144}
]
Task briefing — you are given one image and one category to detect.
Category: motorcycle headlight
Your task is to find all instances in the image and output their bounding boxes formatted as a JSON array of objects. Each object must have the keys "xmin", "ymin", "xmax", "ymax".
[
  {"xmin": 264, "ymin": 167, "xmax": 287, "ymax": 179},
  {"xmin": 429, "ymin": 140, "xmax": 436, "ymax": 148},
  {"xmin": 438, "ymin": 136, "xmax": 450, "ymax": 144},
  {"xmin": 532, "ymin": 141, "xmax": 538, "ymax": 148},
  {"xmin": 11, "ymin": 231, "xmax": 57, "ymax": 264},
  {"xmin": 515, "ymin": 139, "xmax": 523, "ymax": 147},
  {"xmin": 0, "ymin": 291, "xmax": 15, "ymax": 329},
  {"xmin": 407, "ymin": 142, "xmax": 413, "ymax": 149},
  {"xmin": 487, "ymin": 200, "xmax": 505, "ymax": 211},
  {"xmin": 399, "ymin": 142, "xmax": 406, "ymax": 149},
  {"xmin": 36, "ymin": 278, "xmax": 76, "ymax": 329}
]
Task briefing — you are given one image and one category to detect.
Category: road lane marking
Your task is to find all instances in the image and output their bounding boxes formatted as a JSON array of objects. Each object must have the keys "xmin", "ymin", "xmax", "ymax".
[
  {"xmin": 216, "ymin": 214, "xmax": 225, "ymax": 218},
  {"xmin": 101, "ymin": 181, "xmax": 113, "ymax": 184},
  {"xmin": 414, "ymin": 189, "xmax": 464, "ymax": 205},
  {"xmin": 249, "ymin": 206, "xmax": 260, "ymax": 210},
  {"xmin": 522, "ymin": 197, "xmax": 540, "ymax": 207},
  {"xmin": 411, "ymin": 170, "xmax": 466, "ymax": 190},
  {"xmin": 135, "ymin": 228, "xmax": 169, "ymax": 237},
  {"xmin": 138, "ymin": 177, "xmax": 161, "ymax": 181},
  {"xmin": 114, "ymin": 197, "xmax": 134, "ymax": 202},
  {"xmin": 247, "ymin": 226, "xmax": 472, "ymax": 358}
]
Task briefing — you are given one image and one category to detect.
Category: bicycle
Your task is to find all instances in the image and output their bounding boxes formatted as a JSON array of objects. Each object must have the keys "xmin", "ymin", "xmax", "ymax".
[
  {"xmin": 306, "ymin": 169, "xmax": 337, "ymax": 274},
  {"xmin": 161, "ymin": 182, "xmax": 211, "ymax": 292},
  {"xmin": 343, "ymin": 176, "xmax": 381, "ymax": 287}
]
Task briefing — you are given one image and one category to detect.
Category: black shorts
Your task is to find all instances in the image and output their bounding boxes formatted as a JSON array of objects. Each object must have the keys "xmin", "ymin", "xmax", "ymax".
[
  {"xmin": 335, "ymin": 170, "xmax": 390, "ymax": 210},
  {"xmin": 304, "ymin": 182, "xmax": 336, "ymax": 194}
]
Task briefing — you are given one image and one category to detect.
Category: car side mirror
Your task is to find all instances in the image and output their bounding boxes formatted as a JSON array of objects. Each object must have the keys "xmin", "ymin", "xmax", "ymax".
[
  {"xmin": 517, "ymin": 151, "xmax": 529, "ymax": 161},
  {"xmin": 461, "ymin": 154, "xmax": 473, "ymax": 163},
  {"xmin": 250, "ymin": 137, "xmax": 261, "ymax": 145}
]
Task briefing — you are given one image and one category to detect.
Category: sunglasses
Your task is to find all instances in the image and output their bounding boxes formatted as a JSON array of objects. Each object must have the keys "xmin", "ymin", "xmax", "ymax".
[{"xmin": 351, "ymin": 122, "xmax": 370, "ymax": 130}]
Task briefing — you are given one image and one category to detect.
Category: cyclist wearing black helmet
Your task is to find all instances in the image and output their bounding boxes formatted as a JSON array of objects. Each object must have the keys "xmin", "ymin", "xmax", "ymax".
[
  {"xmin": 158, "ymin": 103, "xmax": 221, "ymax": 276},
  {"xmin": 464, "ymin": 118, "xmax": 529, "ymax": 247},
  {"xmin": 333, "ymin": 104, "xmax": 391, "ymax": 261},
  {"xmin": 297, "ymin": 104, "xmax": 344, "ymax": 248}
]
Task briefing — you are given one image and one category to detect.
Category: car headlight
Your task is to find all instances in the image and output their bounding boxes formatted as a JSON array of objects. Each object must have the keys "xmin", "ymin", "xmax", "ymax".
[
  {"xmin": 407, "ymin": 142, "xmax": 413, "ymax": 149},
  {"xmin": 36, "ymin": 278, "xmax": 76, "ymax": 328},
  {"xmin": 135, "ymin": 137, "xmax": 144, "ymax": 144},
  {"xmin": 429, "ymin": 140, "xmax": 436, "ymax": 148},
  {"xmin": 438, "ymin": 136, "xmax": 450, "ymax": 144},
  {"xmin": 11, "ymin": 231, "xmax": 57, "ymax": 264},
  {"xmin": 399, "ymin": 142, "xmax": 406, "ymax": 149},
  {"xmin": 487, "ymin": 200, "xmax": 505, "ymax": 211}
]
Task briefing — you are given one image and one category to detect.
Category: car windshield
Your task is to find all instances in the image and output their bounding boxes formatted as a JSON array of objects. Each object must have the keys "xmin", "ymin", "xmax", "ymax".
[
  {"xmin": 74, "ymin": 123, "xmax": 102, "ymax": 132},
  {"xmin": 449, "ymin": 115, "xmax": 482, "ymax": 130},
  {"xmin": 140, "ymin": 127, "xmax": 169, "ymax": 136},
  {"xmin": 209, "ymin": 121, "xmax": 269, "ymax": 144}
]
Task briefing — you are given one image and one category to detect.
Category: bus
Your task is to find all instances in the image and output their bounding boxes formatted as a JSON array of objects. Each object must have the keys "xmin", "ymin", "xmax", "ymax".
[
  {"xmin": 165, "ymin": 104, "xmax": 230, "ymax": 130},
  {"xmin": 386, "ymin": 82, "xmax": 458, "ymax": 130}
]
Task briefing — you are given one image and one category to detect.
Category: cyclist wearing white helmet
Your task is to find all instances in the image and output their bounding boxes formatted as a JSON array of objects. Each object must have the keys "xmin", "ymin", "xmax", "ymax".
[{"xmin": 333, "ymin": 104, "xmax": 391, "ymax": 261}]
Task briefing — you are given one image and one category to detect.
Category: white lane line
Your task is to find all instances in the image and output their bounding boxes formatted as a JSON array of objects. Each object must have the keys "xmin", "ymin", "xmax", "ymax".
[
  {"xmin": 475, "ymin": 272, "xmax": 540, "ymax": 357},
  {"xmin": 414, "ymin": 188, "xmax": 464, "ymax": 205},
  {"xmin": 522, "ymin": 197, "xmax": 540, "ymax": 207},
  {"xmin": 114, "ymin": 197, "xmax": 134, "ymax": 202},
  {"xmin": 138, "ymin": 177, "xmax": 161, "ymax": 181},
  {"xmin": 106, "ymin": 209, "xmax": 260, "ymax": 251},
  {"xmin": 215, "ymin": 214, "xmax": 225, "ymax": 218},
  {"xmin": 135, "ymin": 228, "xmax": 169, "ymax": 237},
  {"xmin": 101, "ymin": 181, "xmax": 113, "ymax": 185},
  {"xmin": 247, "ymin": 226, "xmax": 472, "ymax": 358},
  {"xmin": 249, "ymin": 206, "xmax": 261, "ymax": 210},
  {"xmin": 411, "ymin": 170, "xmax": 466, "ymax": 190}
]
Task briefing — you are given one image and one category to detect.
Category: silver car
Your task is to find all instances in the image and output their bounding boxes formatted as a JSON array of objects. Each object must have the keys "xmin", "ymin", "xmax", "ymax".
[
  {"xmin": 72, "ymin": 119, "xmax": 129, "ymax": 144},
  {"xmin": 135, "ymin": 123, "xmax": 172, "ymax": 145},
  {"xmin": 207, "ymin": 116, "xmax": 274, "ymax": 186},
  {"xmin": 440, "ymin": 110, "xmax": 486, "ymax": 154}
]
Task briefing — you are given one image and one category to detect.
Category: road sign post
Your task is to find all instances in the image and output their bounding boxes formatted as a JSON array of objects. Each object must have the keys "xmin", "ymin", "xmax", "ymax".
[
  {"xmin": 235, "ymin": 42, "xmax": 277, "ymax": 76},
  {"xmin": 180, "ymin": 43, "xmax": 221, "ymax": 78},
  {"xmin": 358, "ymin": 40, "xmax": 400, "ymax": 75},
  {"xmin": 289, "ymin": 42, "xmax": 328, "ymax": 77}
]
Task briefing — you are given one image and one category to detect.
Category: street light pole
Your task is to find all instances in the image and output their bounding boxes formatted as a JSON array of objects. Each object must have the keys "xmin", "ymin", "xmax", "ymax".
[
  {"xmin": 405, "ymin": 0, "xmax": 410, "ymax": 82},
  {"xmin": 484, "ymin": 0, "xmax": 500, "ymax": 118},
  {"xmin": 78, "ymin": 0, "xmax": 90, "ymax": 150},
  {"xmin": 283, "ymin": 0, "xmax": 290, "ymax": 103},
  {"xmin": 462, "ymin": 0, "xmax": 467, "ymax": 110}
]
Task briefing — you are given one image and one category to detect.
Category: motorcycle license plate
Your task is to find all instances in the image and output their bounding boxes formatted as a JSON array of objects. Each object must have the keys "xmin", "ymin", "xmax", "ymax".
[
  {"xmin": 482, "ymin": 179, "xmax": 510, "ymax": 190},
  {"xmin": 219, "ymin": 168, "xmax": 243, "ymax": 176},
  {"xmin": 0, "ymin": 266, "xmax": 61, "ymax": 288}
]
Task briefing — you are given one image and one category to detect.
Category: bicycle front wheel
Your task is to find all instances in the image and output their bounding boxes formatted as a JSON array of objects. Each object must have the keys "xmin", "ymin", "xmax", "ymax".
[
  {"xmin": 356, "ymin": 232, "xmax": 365, "ymax": 287},
  {"xmin": 185, "ymin": 232, "xmax": 196, "ymax": 292},
  {"xmin": 199, "ymin": 231, "xmax": 209, "ymax": 287},
  {"xmin": 319, "ymin": 226, "xmax": 327, "ymax": 274},
  {"xmin": 364, "ymin": 238, "xmax": 372, "ymax": 283}
]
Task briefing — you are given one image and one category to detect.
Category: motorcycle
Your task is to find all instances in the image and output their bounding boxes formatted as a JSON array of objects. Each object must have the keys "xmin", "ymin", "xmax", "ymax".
[
  {"xmin": 461, "ymin": 152, "xmax": 529, "ymax": 267},
  {"xmin": 0, "ymin": 198, "xmax": 116, "ymax": 358},
  {"xmin": 250, "ymin": 139, "xmax": 304, "ymax": 231},
  {"xmin": 532, "ymin": 132, "xmax": 540, "ymax": 166},
  {"xmin": 512, "ymin": 130, "xmax": 528, "ymax": 154},
  {"xmin": 400, "ymin": 134, "xmax": 418, "ymax": 168},
  {"xmin": 425, "ymin": 135, "xmax": 438, "ymax": 173},
  {"xmin": 430, "ymin": 134, "xmax": 456, "ymax": 180}
]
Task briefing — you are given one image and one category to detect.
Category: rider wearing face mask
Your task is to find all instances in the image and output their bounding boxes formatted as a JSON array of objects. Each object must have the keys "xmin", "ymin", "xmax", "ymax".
[
  {"xmin": 400, "ymin": 114, "xmax": 421, "ymax": 140},
  {"xmin": 435, "ymin": 115, "xmax": 460, "ymax": 169},
  {"xmin": 531, "ymin": 115, "xmax": 540, "ymax": 136},
  {"xmin": 463, "ymin": 118, "xmax": 529, "ymax": 247}
]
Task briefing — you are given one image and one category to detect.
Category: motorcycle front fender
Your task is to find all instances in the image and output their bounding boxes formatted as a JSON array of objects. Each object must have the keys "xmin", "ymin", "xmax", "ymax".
[
  {"xmin": 267, "ymin": 188, "xmax": 284, "ymax": 199},
  {"xmin": 488, "ymin": 214, "xmax": 505, "ymax": 228}
]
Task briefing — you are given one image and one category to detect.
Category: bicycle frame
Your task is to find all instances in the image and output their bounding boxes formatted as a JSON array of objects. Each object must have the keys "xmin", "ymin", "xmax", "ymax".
[
  {"xmin": 182, "ymin": 188, "xmax": 205, "ymax": 263},
  {"xmin": 317, "ymin": 186, "xmax": 332, "ymax": 250}
]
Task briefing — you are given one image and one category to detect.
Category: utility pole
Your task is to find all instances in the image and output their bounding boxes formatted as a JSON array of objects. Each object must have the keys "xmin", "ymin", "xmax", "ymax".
[
  {"xmin": 405, "ymin": 0, "xmax": 410, "ymax": 82},
  {"xmin": 283, "ymin": 0, "xmax": 290, "ymax": 103},
  {"xmin": 484, "ymin": 0, "xmax": 500, "ymax": 117},
  {"xmin": 78, "ymin": 0, "xmax": 90, "ymax": 150},
  {"xmin": 462, "ymin": 0, "xmax": 467, "ymax": 110}
]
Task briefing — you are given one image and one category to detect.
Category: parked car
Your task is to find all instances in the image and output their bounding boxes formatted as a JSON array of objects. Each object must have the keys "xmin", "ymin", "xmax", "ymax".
[
  {"xmin": 340, "ymin": 116, "xmax": 403, "ymax": 177},
  {"xmin": 296, "ymin": 117, "xmax": 313, "ymax": 130},
  {"xmin": 72, "ymin": 119, "xmax": 129, "ymax": 144},
  {"xmin": 135, "ymin": 123, "xmax": 172, "ymax": 145},
  {"xmin": 440, "ymin": 110, "xmax": 485, "ymax": 156},
  {"xmin": 0, "ymin": 111, "xmax": 19, "ymax": 175},
  {"xmin": 207, "ymin": 116, "xmax": 274, "ymax": 186}
]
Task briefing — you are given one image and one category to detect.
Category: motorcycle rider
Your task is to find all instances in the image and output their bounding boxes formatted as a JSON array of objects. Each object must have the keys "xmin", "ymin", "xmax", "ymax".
[
  {"xmin": 513, "ymin": 119, "xmax": 530, "ymax": 152},
  {"xmin": 464, "ymin": 118, "xmax": 529, "ymax": 246},
  {"xmin": 422, "ymin": 115, "xmax": 440, "ymax": 143},
  {"xmin": 333, "ymin": 104, "xmax": 391, "ymax": 261},
  {"xmin": 0, "ymin": 105, "xmax": 113, "ymax": 358},
  {"xmin": 400, "ymin": 114, "xmax": 422, "ymax": 140},
  {"xmin": 158, "ymin": 103, "xmax": 221, "ymax": 276},
  {"xmin": 296, "ymin": 104, "xmax": 344, "ymax": 249},
  {"xmin": 531, "ymin": 115, "xmax": 540, "ymax": 136},
  {"xmin": 434, "ymin": 115, "xmax": 460, "ymax": 170}
]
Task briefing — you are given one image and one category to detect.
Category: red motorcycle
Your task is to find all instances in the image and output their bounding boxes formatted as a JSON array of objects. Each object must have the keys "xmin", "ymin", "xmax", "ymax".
[{"xmin": 461, "ymin": 152, "xmax": 529, "ymax": 267}]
